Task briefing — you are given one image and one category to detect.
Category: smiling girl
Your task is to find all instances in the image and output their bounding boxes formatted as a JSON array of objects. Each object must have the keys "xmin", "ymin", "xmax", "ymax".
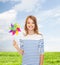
[{"xmin": 13, "ymin": 15, "xmax": 44, "ymax": 65}]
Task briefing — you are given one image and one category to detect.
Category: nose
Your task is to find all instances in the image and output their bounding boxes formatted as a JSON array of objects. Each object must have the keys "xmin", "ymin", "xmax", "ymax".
[{"xmin": 28, "ymin": 24, "xmax": 32, "ymax": 26}]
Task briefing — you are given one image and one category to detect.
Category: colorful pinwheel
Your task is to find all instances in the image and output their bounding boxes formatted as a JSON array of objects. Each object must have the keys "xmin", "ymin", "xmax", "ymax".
[{"xmin": 9, "ymin": 23, "xmax": 21, "ymax": 35}]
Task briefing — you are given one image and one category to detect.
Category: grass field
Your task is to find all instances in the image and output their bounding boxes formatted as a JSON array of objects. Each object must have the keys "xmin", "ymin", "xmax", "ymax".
[{"xmin": 0, "ymin": 52, "xmax": 60, "ymax": 65}]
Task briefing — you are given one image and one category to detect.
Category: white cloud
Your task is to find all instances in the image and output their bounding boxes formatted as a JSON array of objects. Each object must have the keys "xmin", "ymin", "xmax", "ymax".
[
  {"xmin": 0, "ymin": 9, "xmax": 17, "ymax": 32},
  {"xmin": 0, "ymin": 29, "xmax": 4, "ymax": 33},
  {"xmin": 0, "ymin": 0, "xmax": 19, "ymax": 2},
  {"xmin": 37, "ymin": 6, "xmax": 60, "ymax": 23},
  {"xmin": 0, "ymin": 9, "xmax": 17, "ymax": 41},
  {"xmin": 44, "ymin": 35, "xmax": 60, "ymax": 52},
  {"xmin": 0, "ymin": 9, "xmax": 17, "ymax": 25},
  {"xmin": 0, "ymin": 9, "xmax": 17, "ymax": 30},
  {"xmin": 57, "ymin": 18, "xmax": 60, "ymax": 24},
  {"xmin": 36, "ymin": 6, "xmax": 60, "ymax": 52},
  {"xmin": 0, "ymin": 34, "xmax": 12, "ymax": 41},
  {"xmin": 14, "ymin": 0, "xmax": 45, "ymax": 12}
]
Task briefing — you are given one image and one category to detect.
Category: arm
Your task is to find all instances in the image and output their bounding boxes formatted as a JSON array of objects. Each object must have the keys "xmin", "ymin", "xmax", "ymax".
[
  {"xmin": 39, "ymin": 38, "xmax": 44, "ymax": 65},
  {"xmin": 13, "ymin": 40, "xmax": 24, "ymax": 55},
  {"xmin": 39, "ymin": 54, "xmax": 44, "ymax": 65}
]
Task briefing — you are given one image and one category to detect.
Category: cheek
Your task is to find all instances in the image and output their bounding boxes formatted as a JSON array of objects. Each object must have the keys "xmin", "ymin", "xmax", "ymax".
[
  {"xmin": 26, "ymin": 24, "xmax": 29, "ymax": 27},
  {"xmin": 26, "ymin": 24, "xmax": 29, "ymax": 29},
  {"xmin": 32, "ymin": 24, "xmax": 35, "ymax": 28}
]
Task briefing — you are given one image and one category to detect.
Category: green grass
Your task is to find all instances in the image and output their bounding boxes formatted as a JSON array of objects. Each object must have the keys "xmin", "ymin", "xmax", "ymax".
[
  {"xmin": 0, "ymin": 52, "xmax": 60, "ymax": 65},
  {"xmin": 44, "ymin": 52, "xmax": 60, "ymax": 65},
  {"xmin": 0, "ymin": 52, "xmax": 22, "ymax": 65}
]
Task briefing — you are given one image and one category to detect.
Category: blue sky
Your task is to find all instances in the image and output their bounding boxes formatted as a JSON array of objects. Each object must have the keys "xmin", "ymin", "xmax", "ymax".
[{"xmin": 0, "ymin": 0, "xmax": 60, "ymax": 52}]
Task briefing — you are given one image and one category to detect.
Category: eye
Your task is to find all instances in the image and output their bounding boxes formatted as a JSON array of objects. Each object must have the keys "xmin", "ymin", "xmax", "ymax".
[
  {"xmin": 32, "ymin": 22, "xmax": 35, "ymax": 24},
  {"xmin": 27, "ymin": 22, "xmax": 30, "ymax": 24}
]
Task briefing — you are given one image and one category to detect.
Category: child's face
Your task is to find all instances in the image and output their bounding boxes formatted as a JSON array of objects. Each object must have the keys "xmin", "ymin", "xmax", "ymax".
[{"xmin": 27, "ymin": 18, "xmax": 35, "ymax": 31}]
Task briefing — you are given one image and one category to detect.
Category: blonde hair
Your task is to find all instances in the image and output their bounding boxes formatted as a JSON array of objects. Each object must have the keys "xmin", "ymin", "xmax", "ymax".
[{"xmin": 24, "ymin": 15, "xmax": 42, "ymax": 36}]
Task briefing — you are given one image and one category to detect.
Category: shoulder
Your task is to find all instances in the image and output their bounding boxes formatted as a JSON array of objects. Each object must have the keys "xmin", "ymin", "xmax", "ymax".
[
  {"xmin": 21, "ymin": 33, "xmax": 44, "ymax": 40},
  {"xmin": 35, "ymin": 34, "xmax": 44, "ymax": 40}
]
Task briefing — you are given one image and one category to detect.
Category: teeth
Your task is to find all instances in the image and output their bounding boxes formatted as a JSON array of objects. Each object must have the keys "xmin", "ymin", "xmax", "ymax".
[{"xmin": 29, "ymin": 26, "xmax": 33, "ymax": 28}]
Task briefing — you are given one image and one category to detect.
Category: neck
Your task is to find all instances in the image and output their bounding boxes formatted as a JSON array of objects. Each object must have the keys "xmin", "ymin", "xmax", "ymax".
[{"xmin": 28, "ymin": 30, "xmax": 35, "ymax": 35}]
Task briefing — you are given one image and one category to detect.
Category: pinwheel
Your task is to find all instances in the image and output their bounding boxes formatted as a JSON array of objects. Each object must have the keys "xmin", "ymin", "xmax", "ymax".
[{"xmin": 9, "ymin": 23, "xmax": 21, "ymax": 35}]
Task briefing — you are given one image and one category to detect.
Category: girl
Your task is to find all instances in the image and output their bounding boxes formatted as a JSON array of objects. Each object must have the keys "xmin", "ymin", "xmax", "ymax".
[{"xmin": 13, "ymin": 15, "xmax": 44, "ymax": 65}]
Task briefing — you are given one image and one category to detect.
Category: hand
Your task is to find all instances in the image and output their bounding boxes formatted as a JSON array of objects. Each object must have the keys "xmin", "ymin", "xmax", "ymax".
[
  {"xmin": 20, "ymin": 49, "xmax": 24, "ymax": 55},
  {"xmin": 13, "ymin": 40, "xmax": 24, "ymax": 55},
  {"xmin": 13, "ymin": 40, "xmax": 18, "ymax": 48}
]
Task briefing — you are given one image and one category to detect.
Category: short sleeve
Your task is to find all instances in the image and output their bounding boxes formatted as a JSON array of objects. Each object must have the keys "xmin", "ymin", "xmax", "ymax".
[
  {"xmin": 38, "ymin": 39, "xmax": 44, "ymax": 55},
  {"xmin": 19, "ymin": 39, "xmax": 24, "ymax": 49}
]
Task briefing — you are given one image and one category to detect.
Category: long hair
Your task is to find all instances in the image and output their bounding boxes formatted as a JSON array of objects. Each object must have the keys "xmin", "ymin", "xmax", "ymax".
[{"xmin": 24, "ymin": 15, "xmax": 41, "ymax": 36}]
